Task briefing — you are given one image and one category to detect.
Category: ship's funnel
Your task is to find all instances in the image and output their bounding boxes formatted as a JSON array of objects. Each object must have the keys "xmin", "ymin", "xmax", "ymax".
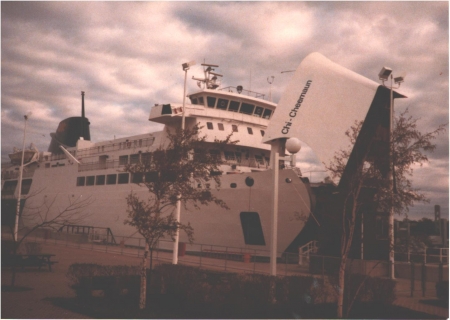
[{"xmin": 47, "ymin": 92, "xmax": 91, "ymax": 153}]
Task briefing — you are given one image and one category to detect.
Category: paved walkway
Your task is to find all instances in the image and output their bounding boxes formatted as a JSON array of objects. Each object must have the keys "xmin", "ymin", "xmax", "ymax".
[{"xmin": 1, "ymin": 242, "xmax": 448, "ymax": 319}]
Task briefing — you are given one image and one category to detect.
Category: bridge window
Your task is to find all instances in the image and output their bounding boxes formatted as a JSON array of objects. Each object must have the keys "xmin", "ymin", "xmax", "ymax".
[
  {"xmin": 190, "ymin": 97, "xmax": 198, "ymax": 105},
  {"xmin": 218, "ymin": 123, "xmax": 224, "ymax": 131},
  {"xmin": 76, "ymin": 177, "xmax": 85, "ymax": 187},
  {"xmin": 232, "ymin": 125, "xmax": 238, "ymax": 132},
  {"xmin": 198, "ymin": 97, "xmax": 204, "ymax": 105},
  {"xmin": 207, "ymin": 122, "xmax": 214, "ymax": 130},
  {"xmin": 2, "ymin": 180, "xmax": 17, "ymax": 195},
  {"xmin": 106, "ymin": 174, "xmax": 117, "ymax": 185},
  {"xmin": 161, "ymin": 104, "xmax": 172, "ymax": 115},
  {"xmin": 207, "ymin": 96, "xmax": 216, "ymax": 108},
  {"xmin": 228, "ymin": 101, "xmax": 240, "ymax": 112},
  {"xmin": 86, "ymin": 176, "xmax": 95, "ymax": 186},
  {"xmin": 239, "ymin": 103, "xmax": 255, "ymax": 115},
  {"xmin": 96, "ymin": 175, "xmax": 105, "ymax": 185},
  {"xmin": 217, "ymin": 98, "xmax": 229, "ymax": 110},
  {"xmin": 247, "ymin": 127, "xmax": 253, "ymax": 135},
  {"xmin": 263, "ymin": 109, "xmax": 272, "ymax": 119},
  {"xmin": 254, "ymin": 106, "xmax": 263, "ymax": 117},
  {"xmin": 260, "ymin": 130, "xmax": 265, "ymax": 136},
  {"xmin": 240, "ymin": 212, "xmax": 265, "ymax": 245}
]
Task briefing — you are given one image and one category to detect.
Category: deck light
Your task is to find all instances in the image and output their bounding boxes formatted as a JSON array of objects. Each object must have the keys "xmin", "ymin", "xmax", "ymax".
[{"xmin": 378, "ymin": 67, "xmax": 392, "ymax": 81}]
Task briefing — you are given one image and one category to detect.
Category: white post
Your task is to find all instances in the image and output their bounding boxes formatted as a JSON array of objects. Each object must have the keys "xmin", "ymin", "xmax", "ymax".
[
  {"xmin": 389, "ymin": 74, "xmax": 395, "ymax": 279},
  {"xmin": 14, "ymin": 115, "xmax": 29, "ymax": 242},
  {"xmin": 173, "ymin": 64, "xmax": 190, "ymax": 264},
  {"xmin": 270, "ymin": 141, "xmax": 281, "ymax": 276}
]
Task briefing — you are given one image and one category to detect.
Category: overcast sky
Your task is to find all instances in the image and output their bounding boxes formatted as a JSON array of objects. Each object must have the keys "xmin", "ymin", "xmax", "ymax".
[{"xmin": 1, "ymin": 2, "xmax": 448, "ymax": 220}]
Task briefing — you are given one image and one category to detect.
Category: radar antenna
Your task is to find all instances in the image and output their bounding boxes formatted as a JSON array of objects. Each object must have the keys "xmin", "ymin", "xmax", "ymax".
[{"xmin": 192, "ymin": 63, "xmax": 223, "ymax": 89}]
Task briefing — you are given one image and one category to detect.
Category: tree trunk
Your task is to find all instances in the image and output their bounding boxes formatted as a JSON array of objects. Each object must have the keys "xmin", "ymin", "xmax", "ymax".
[
  {"xmin": 337, "ymin": 256, "xmax": 346, "ymax": 318},
  {"xmin": 140, "ymin": 241, "xmax": 149, "ymax": 309}
]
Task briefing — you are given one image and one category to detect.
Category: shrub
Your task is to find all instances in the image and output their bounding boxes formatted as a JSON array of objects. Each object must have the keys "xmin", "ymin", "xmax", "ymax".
[{"xmin": 67, "ymin": 263, "xmax": 141, "ymax": 301}]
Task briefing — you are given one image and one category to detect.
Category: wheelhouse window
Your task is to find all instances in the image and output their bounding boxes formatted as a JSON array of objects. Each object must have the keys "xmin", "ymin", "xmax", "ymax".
[
  {"xmin": 247, "ymin": 127, "xmax": 253, "ymax": 135},
  {"xmin": 161, "ymin": 104, "xmax": 172, "ymax": 115},
  {"xmin": 228, "ymin": 101, "xmax": 240, "ymax": 112},
  {"xmin": 217, "ymin": 98, "xmax": 229, "ymax": 110},
  {"xmin": 218, "ymin": 123, "xmax": 224, "ymax": 131},
  {"xmin": 207, "ymin": 96, "xmax": 216, "ymax": 108},
  {"xmin": 207, "ymin": 122, "xmax": 214, "ymax": 130},
  {"xmin": 263, "ymin": 109, "xmax": 273, "ymax": 119},
  {"xmin": 254, "ymin": 106, "xmax": 264, "ymax": 117},
  {"xmin": 240, "ymin": 212, "xmax": 266, "ymax": 245},
  {"xmin": 190, "ymin": 97, "xmax": 198, "ymax": 105},
  {"xmin": 239, "ymin": 103, "xmax": 255, "ymax": 115},
  {"xmin": 198, "ymin": 97, "xmax": 204, "ymax": 105}
]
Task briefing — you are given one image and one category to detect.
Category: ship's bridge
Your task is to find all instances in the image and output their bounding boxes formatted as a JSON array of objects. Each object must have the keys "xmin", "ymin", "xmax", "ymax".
[{"xmin": 149, "ymin": 87, "xmax": 276, "ymax": 127}]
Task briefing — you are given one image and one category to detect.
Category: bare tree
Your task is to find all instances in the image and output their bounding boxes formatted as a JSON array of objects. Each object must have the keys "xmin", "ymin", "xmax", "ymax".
[
  {"xmin": 326, "ymin": 109, "xmax": 446, "ymax": 318},
  {"xmin": 124, "ymin": 123, "xmax": 235, "ymax": 309},
  {"xmin": 6, "ymin": 190, "xmax": 94, "ymax": 287}
]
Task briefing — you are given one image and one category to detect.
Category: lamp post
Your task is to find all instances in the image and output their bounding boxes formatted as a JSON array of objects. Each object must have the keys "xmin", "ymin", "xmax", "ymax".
[
  {"xmin": 173, "ymin": 60, "xmax": 195, "ymax": 265},
  {"xmin": 378, "ymin": 67, "xmax": 405, "ymax": 279},
  {"xmin": 14, "ymin": 113, "xmax": 31, "ymax": 242},
  {"xmin": 269, "ymin": 137, "xmax": 301, "ymax": 276}
]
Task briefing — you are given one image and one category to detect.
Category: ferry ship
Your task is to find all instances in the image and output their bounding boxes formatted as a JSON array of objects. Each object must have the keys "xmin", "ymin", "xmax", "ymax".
[{"xmin": 1, "ymin": 52, "xmax": 401, "ymax": 257}]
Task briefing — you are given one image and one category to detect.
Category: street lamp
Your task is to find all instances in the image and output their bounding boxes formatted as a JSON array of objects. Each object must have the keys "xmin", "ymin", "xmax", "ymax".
[
  {"xmin": 173, "ymin": 60, "xmax": 196, "ymax": 265},
  {"xmin": 269, "ymin": 137, "xmax": 301, "ymax": 276},
  {"xmin": 379, "ymin": 67, "xmax": 405, "ymax": 279},
  {"xmin": 14, "ymin": 113, "xmax": 32, "ymax": 242}
]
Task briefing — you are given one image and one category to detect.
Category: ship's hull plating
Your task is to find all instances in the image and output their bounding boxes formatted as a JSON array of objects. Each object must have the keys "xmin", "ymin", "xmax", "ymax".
[{"xmin": 10, "ymin": 164, "xmax": 311, "ymax": 256}]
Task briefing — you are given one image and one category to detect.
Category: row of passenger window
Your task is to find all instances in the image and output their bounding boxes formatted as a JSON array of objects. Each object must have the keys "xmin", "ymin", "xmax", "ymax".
[
  {"xmin": 77, "ymin": 173, "xmax": 130, "ymax": 186},
  {"xmin": 190, "ymin": 95, "xmax": 273, "ymax": 119},
  {"xmin": 205, "ymin": 122, "xmax": 265, "ymax": 136}
]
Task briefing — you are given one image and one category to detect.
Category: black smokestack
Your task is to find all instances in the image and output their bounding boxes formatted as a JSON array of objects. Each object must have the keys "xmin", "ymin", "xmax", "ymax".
[{"xmin": 81, "ymin": 91, "xmax": 85, "ymax": 118}]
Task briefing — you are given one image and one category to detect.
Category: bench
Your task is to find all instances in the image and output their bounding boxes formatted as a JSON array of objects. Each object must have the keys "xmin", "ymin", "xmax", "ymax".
[{"xmin": 18, "ymin": 254, "xmax": 58, "ymax": 271}]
